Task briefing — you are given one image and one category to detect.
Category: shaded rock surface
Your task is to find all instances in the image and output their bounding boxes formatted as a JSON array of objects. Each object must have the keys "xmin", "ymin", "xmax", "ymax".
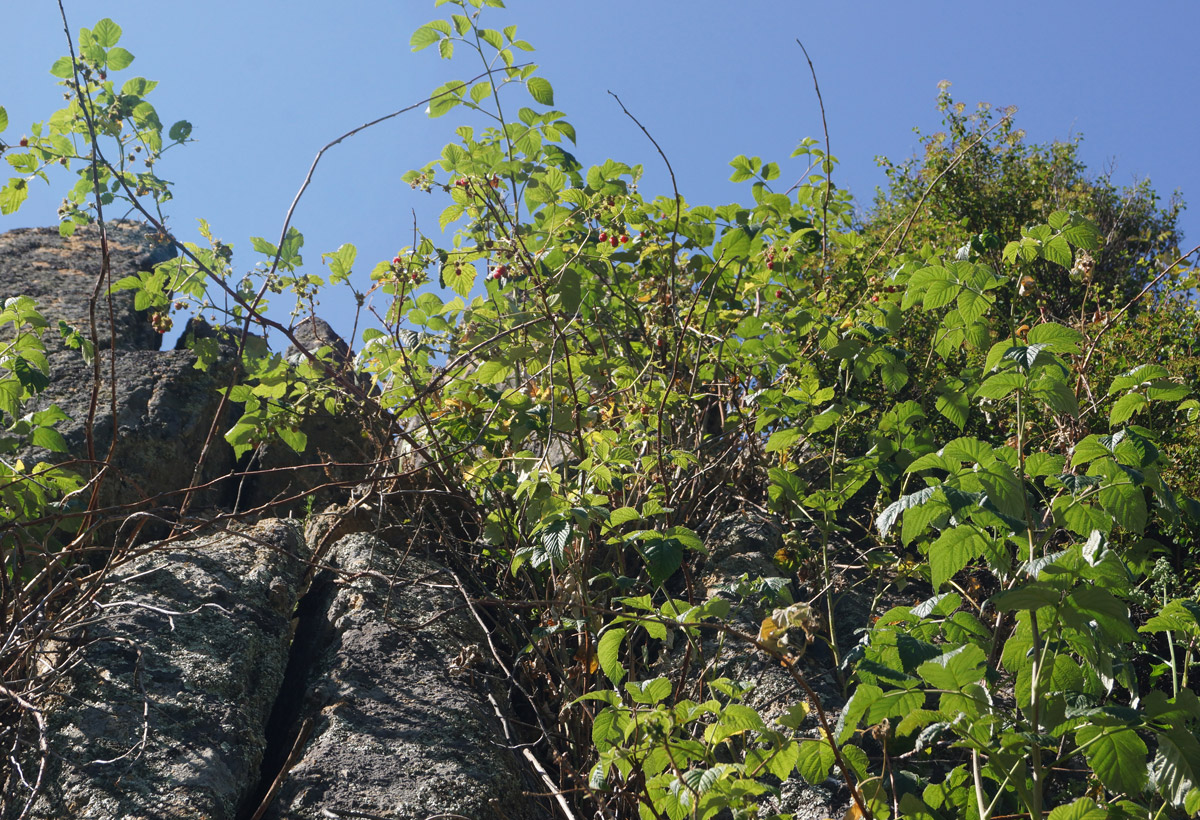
[
  {"xmin": 659, "ymin": 513, "xmax": 850, "ymax": 819},
  {"xmin": 27, "ymin": 520, "xmax": 307, "ymax": 820},
  {"xmin": 265, "ymin": 532, "xmax": 541, "ymax": 820},
  {"xmin": 0, "ymin": 220, "xmax": 174, "ymax": 352},
  {"xmin": 2, "ymin": 222, "xmax": 376, "ymax": 521}
]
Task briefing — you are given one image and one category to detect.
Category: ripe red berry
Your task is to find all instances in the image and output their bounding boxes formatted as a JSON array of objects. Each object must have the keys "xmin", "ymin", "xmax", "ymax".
[
  {"xmin": 871, "ymin": 295, "xmax": 879, "ymax": 302},
  {"xmin": 598, "ymin": 231, "xmax": 607, "ymax": 242},
  {"xmin": 766, "ymin": 261, "xmax": 774, "ymax": 270},
  {"xmin": 495, "ymin": 265, "xmax": 508, "ymax": 278},
  {"xmin": 392, "ymin": 256, "xmax": 402, "ymax": 266},
  {"xmin": 19, "ymin": 138, "xmax": 28, "ymax": 148},
  {"xmin": 610, "ymin": 236, "xmax": 619, "ymax": 247},
  {"xmin": 619, "ymin": 235, "xmax": 629, "ymax": 244},
  {"xmin": 775, "ymin": 290, "xmax": 784, "ymax": 298}
]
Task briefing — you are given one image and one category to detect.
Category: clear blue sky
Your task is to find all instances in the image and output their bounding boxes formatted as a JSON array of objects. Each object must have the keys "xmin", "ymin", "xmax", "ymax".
[{"xmin": 4, "ymin": 1, "xmax": 1197, "ymax": 349}]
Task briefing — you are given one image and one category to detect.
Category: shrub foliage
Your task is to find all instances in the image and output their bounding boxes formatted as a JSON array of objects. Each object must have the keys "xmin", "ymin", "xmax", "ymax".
[{"xmin": 3, "ymin": 3, "xmax": 1200, "ymax": 818}]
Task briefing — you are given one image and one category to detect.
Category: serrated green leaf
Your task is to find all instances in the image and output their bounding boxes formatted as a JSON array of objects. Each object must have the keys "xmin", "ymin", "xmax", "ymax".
[
  {"xmin": 440, "ymin": 259, "xmax": 475, "ymax": 297},
  {"xmin": 976, "ymin": 371, "xmax": 1024, "ymax": 400},
  {"xmin": 1110, "ymin": 392, "xmax": 1148, "ymax": 425},
  {"xmin": 918, "ymin": 644, "xmax": 987, "ymax": 690},
  {"xmin": 993, "ymin": 581, "xmax": 1062, "ymax": 611},
  {"xmin": 877, "ymin": 486, "xmax": 937, "ymax": 535},
  {"xmin": 92, "ymin": 18, "xmax": 122, "ymax": 47},
  {"xmin": 106, "ymin": 47, "xmax": 134, "ymax": 71},
  {"xmin": 1151, "ymin": 725, "xmax": 1200, "ymax": 809},
  {"xmin": 929, "ymin": 526, "xmax": 989, "ymax": 589},
  {"xmin": 0, "ymin": 106, "xmax": 8, "ymax": 132},
  {"xmin": 1099, "ymin": 481, "xmax": 1147, "ymax": 533},
  {"xmin": 527, "ymin": 76, "xmax": 553, "ymax": 105},
  {"xmin": 0, "ymin": 178, "xmax": 30, "ymax": 215},
  {"xmin": 30, "ymin": 426, "xmax": 68, "ymax": 453},
  {"xmin": 765, "ymin": 427, "xmax": 802, "ymax": 453},
  {"xmin": 598, "ymin": 627, "xmax": 626, "ymax": 685},
  {"xmin": 1027, "ymin": 321, "xmax": 1083, "ymax": 353},
  {"xmin": 795, "ymin": 737, "xmax": 836, "ymax": 784},
  {"xmin": 1076, "ymin": 725, "xmax": 1147, "ymax": 796},
  {"xmin": 410, "ymin": 24, "xmax": 442, "ymax": 51}
]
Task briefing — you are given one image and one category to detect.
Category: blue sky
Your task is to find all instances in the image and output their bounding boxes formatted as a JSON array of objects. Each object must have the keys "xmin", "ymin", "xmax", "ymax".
[{"xmin": 3, "ymin": 1, "xmax": 1197, "ymax": 349}]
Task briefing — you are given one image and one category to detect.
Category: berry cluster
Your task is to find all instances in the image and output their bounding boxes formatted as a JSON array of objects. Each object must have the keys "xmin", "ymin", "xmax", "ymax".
[{"xmin": 597, "ymin": 230, "xmax": 629, "ymax": 247}]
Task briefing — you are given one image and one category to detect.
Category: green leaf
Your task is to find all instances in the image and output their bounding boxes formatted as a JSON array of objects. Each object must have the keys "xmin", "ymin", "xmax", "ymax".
[
  {"xmin": 929, "ymin": 526, "xmax": 989, "ymax": 589},
  {"xmin": 918, "ymin": 644, "xmax": 987, "ymax": 690},
  {"xmin": 410, "ymin": 24, "xmax": 442, "ymax": 51},
  {"xmin": 0, "ymin": 178, "xmax": 30, "ymax": 215},
  {"xmin": 92, "ymin": 18, "xmax": 122, "ymax": 48},
  {"xmin": 1075, "ymin": 725, "xmax": 1147, "ymax": 796},
  {"xmin": 1098, "ymin": 481, "xmax": 1147, "ymax": 533},
  {"xmin": 877, "ymin": 486, "xmax": 937, "ymax": 535},
  {"xmin": 1110, "ymin": 392, "xmax": 1148, "ymax": 425},
  {"xmin": 1027, "ymin": 322, "xmax": 1083, "ymax": 353},
  {"xmin": 473, "ymin": 360, "xmax": 511, "ymax": 385},
  {"xmin": 30, "ymin": 426, "xmax": 68, "ymax": 453},
  {"xmin": 993, "ymin": 581, "xmax": 1062, "ymax": 611},
  {"xmin": 106, "ymin": 47, "xmax": 134, "ymax": 71},
  {"xmin": 795, "ymin": 737, "xmax": 836, "ymax": 785},
  {"xmin": 1109, "ymin": 364, "xmax": 1170, "ymax": 395},
  {"xmin": 955, "ymin": 287, "xmax": 993, "ymax": 324},
  {"xmin": 1152, "ymin": 726, "xmax": 1200, "ymax": 810},
  {"xmin": 1043, "ymin": 234, "xmax": 1072, "ymax": 267},
  {"xmin": 598, "ymin": 627, "xmax": 627, "ymax": 685},
  {"xmin": 527, "ymin": 76, "xmax": 554, "ymax": 105},
  {"xmin": 639, "ymin": 535, "xmax": 683, "ymax": 587},
  {"xmin": 440, "ymin": 259, "xmax": 475, "ymax": 297},
  {"xmin": 168, "ymin": 120, "xmax": 192, "ymax": 141},
  {"xmin": 936, "ymin": 387, "xmax": 969, "ymax": 430},
  {"xmin": 276, "ymin": 426, "xmax": 308, "ymax": 454},
  {"xmin": 0, "ymin": 106, "xmax": 8, "ymax": 133},
  {"xmin": 1047, "ymin": 798, "xmax": 1108, "ymax": 820},
  {"xmin": 625, "ymin": 676, "xmax": 671, "ymax": 705},
  {"xmin": 746, "ymin": 740, "xmax": 798, "ymax": 782},
  {"xmin": 49, "ymin": 56, "xmax": 75, "ymax": 79},
  {"xmin": 975, "ymin": 371, "xmax": 1024, "ymax": 400},
  {"xmin": 765, "ymin": 427, "xmax": 803, "ymax": 453}
]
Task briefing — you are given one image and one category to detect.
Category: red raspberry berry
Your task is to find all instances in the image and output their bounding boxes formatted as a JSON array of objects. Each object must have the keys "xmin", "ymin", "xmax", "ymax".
[
  {"xmin": 610, "ymin": 236, "xmax": 619, "ymax": 247},
  {"xmin": 598, "ymin": 231, "xmax": 607, "ymax": 242},
  {"xmin": 775, "ymin": 290, "xmax": 784, "ymax": 298},
  {"xmin": 392, "ymin": 256, "xmax": 402, "ymax": 266},
  {"xmin": 766, "ymin": 261, "xmax": 774, "ymax": 270},
  {"xmin": 19, "ymin": 138, "xmax": 28, "ymax": 148},
  {"xmin": 619, "ymin": 235, "xmax": 629, "ymax": 244}
]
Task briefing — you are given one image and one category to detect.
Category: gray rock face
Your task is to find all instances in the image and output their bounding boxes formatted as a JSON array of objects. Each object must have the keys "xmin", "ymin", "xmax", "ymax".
[
  {"xmin": 2, "ymin": 224, "xmax": 380, "ymax": 522},
  {"xmin": 2, "ymin": 224, "xmax": 543, "ymax": 820},
  {"xmin": 26, "ymin": 520, "xmax": 307, "ymax": 820},
  {"xmin": 23, "ymin": 344, "xmax": 240, "ymax": 518},
  {"xmin": 0, "ymin": 220, "xmax": 175, "ymax": 352},
  {"xmin": 285, "ymin": 316, "xmax": 351, "ymax": 368},
  {"xmin": 266, "ymin": 532, "xmax": 540, "ymax": 820}
]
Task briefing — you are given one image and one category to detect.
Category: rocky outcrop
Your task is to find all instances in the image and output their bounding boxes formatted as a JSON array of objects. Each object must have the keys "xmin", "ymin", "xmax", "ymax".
[
  {"xmin": 28, "ymin": 520, "xmax": 307, "ymax": 820},
  {"xmin": 1, "ymin": 222, "xmax": 544, "ymax": 820},
  {"xmin": 264, "ymin": 532, "xmax": 538, "ymax": 820},
  {"xmin": 0, "ymin": 220, "xmax": 175, "ymax": 353},
  {"xmin": 2, "ymin": 222, "xmax": 374, "ymax": 524}
]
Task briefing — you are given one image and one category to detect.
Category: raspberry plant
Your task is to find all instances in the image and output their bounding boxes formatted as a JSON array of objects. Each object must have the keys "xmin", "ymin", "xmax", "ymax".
[{"xmin": 4, "ymin": 3, "xmax": 1200, "ymax": 819}]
